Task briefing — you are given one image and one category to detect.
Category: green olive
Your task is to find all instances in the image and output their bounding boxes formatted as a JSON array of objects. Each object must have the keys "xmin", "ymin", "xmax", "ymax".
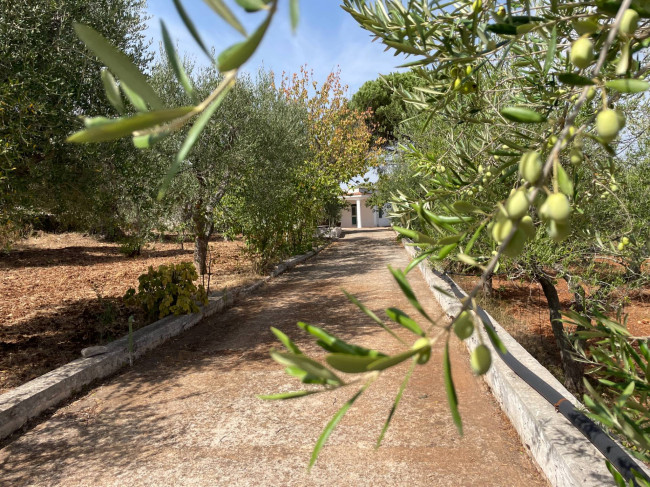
[
  {"xmin": 412, "ymin": 337, "xmax": 431, "ymax": 365},
  {"xmin": 569, "ymin": 148, "xmax": 583, "ymax": 165},
  {"xmin": 520, "ymin": 215, "xmax": 536, "ymax": 239},
  {"xmin": 596, "ymin": 109, "xmax": 624, "ymax": 143},
  {"xmin": 547, "ymin": 219, "xmax": 571, "ymax": 242},
  {"xmin": 570, "ymin": 37, "xmax": 594, "ymax": 70},
  {"xmin": 491, "ymin": 217, "xmax": 513, "ymax": 243},
  {"xmin": 470, "ymin": 345, "xmax": 492, "ymax": 375},
  {"xmin": 453, "ymin": 311, "xmax": 474, "ymax": 340},
  {"xmin": 572, "ymin": 19, "xmax": 599, "ymax": 36},
  {"xmin": 622, "ymin": 237, "xmax": 630, "ymax": 245},
  {"xmin": 506, "ymin": 189, "xmax": 529, "ymax": 221},
  {"xmin": 545, "ymin": 193, "xmax": 571, "ymax": 222},
  {"xmin": 519, "ymin": 151, "xmax": 542, "ymax": 184},
  {"xmin": 586, "ymin": 87, "xmax": 596, "ymax": 101},
  {"xmin": 503, "ymin": 228, "xmax": 527, "ymax": 258},
  {"xmin": 620, "ymin": 9, "xmax": 639, "ymax": 36}
]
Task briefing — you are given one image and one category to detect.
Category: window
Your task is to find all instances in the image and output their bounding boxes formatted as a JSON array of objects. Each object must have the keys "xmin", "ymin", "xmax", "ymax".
[{"xmin": 351, "ymin": 204, "xmax": 357, "ymax": 225}]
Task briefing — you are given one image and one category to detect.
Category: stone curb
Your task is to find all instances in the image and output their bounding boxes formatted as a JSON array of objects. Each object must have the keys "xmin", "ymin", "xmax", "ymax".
[
  {"xmin": 400, "ymin": 240, "xmax": 625, "ymax": 487},
  {"xmin": 0, "ymin": 243, "xmax": 329, "ymax": 441}
]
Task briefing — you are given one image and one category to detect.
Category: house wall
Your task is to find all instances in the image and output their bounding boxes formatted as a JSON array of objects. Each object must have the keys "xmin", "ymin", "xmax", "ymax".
[
  {"xmin": 360, "ymin": 203, "xmax": 376, "ymax": 227},
  {"xmin": 340, "ymin": 204, "xmax": 355, "ymax": 228},
  {"xmin": 340, "ymin": 199, "xmax": 384, "ymax": 228}
]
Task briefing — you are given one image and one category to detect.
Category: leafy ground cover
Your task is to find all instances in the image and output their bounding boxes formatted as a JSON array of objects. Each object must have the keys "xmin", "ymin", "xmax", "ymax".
[
  {"xmin": 0, "ymin": 232, "xmax": 260, "ymax": 394},
  {"xmin": 453, "ymin": 273, "xmax": 650, "ymax": 383}
]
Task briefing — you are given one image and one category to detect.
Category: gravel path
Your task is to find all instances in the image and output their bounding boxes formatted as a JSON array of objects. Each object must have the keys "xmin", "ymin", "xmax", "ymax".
[{"xmin": 0, "ymin": 229, "xmax": 547, "ymax": 486}]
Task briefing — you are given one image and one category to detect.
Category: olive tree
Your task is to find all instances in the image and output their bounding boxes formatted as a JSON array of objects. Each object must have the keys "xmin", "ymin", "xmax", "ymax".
[{"xmin": 0, "ymin": 0, "xmax": 151, "ymax": 240}]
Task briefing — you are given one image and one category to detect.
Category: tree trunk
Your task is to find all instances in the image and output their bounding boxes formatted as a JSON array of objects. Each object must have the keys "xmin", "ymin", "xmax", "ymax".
[
  {"xmin": 194, "ymin": 234, "xmax": 209, "ymax": 275},
  {"xmin": 535, "ymin": 270, "xmax": 585, "ymax": 394},
  {"xmin": 482, "ymin": 270, "xmax": 494, "ymax": 298}
]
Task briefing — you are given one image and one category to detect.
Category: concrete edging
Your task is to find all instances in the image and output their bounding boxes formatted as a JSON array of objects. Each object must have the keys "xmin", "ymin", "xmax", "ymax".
[
  {"xmin": 400, "ymin": 240, "xmax": 622, "ymax": 487},
  {"xmin": 0, "ymin": 243, "xmax": 329, "ymax": 441}
]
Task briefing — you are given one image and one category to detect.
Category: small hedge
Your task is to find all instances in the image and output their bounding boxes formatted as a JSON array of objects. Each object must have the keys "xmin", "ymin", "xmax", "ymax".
[{"xmin": 124, "ymin": 262, "xmax": 208, "ymax": 320}]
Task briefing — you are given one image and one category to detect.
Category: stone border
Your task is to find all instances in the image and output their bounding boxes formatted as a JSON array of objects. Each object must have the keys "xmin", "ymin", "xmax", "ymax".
[
  {"xmin": 400, "ymin": 240, "xmax": 640, "ymax": 487},
  {"xmin": 0, "ymin": 244, "xmax": 329, "ymax": 441}
]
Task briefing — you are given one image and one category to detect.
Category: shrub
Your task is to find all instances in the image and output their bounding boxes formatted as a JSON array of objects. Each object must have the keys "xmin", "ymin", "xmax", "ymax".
[{"xmin": 124, "ymin": 262, "xmax": 208, "ymax": 320}]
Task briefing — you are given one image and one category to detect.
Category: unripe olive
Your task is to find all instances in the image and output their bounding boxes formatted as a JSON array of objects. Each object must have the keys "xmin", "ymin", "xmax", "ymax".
[
  {"xmin": 617, "ymin": 242, "xmax": 625, "ymax": 251},
  {"xmin": 620, "ymin": 9, "xmax": 639, "ymax": 36},
  {"xmin": 491, "ymin": 217, "xmax": 513, "ymax": 243},
  {"xmin": 470, "ymin": 345, "xmax": 492, "ymax": 375},
  {"xmin": 519, "ymin": 151, "xmax": 542, "ymax": 184},
  {"xmin": 572, "ymin": 19, "xmax": 599, "ymax": 36},
  {"xmin": 520, "ymin": 215, "xmax": 536, "ymax": 239},
  {"xmin": 545, "ymin": 193, "xmax": 571, "ymax": 222},
  {"xmin": 453, "ymin": 311, "xmax": 474, "ymax": 340},
  {"xmin": 503, "ymin": 228, "xmax": 527, "ymax": 258},
  {"xmin": 453, "ymin": 78, "xmax": 462, "ymax": 91},
  {"xmin": 506, "ymin": 189, "xmax": 529, "ymax": 221},
  {"xmin": 622, "ymin": 237, "xmax": 630, "ymax": 245},
  {"xmin": 586, "ymin": 87, "xmax": 596, "ymax": 101},
  {"xmin": 547, "ymin": 219, "xmax": 571, "ymax": 242},
  {"xmin": 570, "ymin": 148, "xmax": 583, "ymax": 165},
  {"xmin": 412, "ymin": 337, "xmax": 431, "ymax": 365},
  {"xmin": 570, "ymin": 37, "xmax": 595, "ymax": 70},
  {"xmin": 596, "ymin": 109, "xmax": 624, "ymax": 143}
]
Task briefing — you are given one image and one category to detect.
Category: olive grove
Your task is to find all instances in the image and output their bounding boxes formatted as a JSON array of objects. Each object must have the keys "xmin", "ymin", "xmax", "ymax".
[{"xmin": 65, "ymin": 0, "xmax": 650, "ymax": 484}]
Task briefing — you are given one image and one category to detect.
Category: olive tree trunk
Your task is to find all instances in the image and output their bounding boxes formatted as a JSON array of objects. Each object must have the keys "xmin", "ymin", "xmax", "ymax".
[{"xmin": 533, "ymin": 268, "xmax": 585, "ymax": 394}]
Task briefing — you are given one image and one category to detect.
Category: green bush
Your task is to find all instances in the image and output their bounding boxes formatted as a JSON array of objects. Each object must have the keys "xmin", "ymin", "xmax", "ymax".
[{"xmin": 124, "ymin": 262, "xmax": 208, "ymax": 320}]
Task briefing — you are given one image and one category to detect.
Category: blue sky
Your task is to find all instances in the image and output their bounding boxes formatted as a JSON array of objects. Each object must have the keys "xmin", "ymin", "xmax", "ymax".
[{"xmin": 144, "ymin": 0, "xmax": 407, "ymax": 95}]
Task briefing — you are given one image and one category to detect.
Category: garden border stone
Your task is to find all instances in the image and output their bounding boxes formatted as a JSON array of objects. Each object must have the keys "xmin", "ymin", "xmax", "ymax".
[
  {"xmin": 0, "ymin": 243, "xmax": 329, "ymax": 441},
  {"xmin": 400, "ymin": 239, "xmax": 650, "ymax": 487}
]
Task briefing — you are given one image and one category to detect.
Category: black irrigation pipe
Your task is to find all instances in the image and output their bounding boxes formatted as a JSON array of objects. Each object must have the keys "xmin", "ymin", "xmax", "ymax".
[{"xmin": 434, "ymin": 269, "xmax": 650, "ymax": 486}]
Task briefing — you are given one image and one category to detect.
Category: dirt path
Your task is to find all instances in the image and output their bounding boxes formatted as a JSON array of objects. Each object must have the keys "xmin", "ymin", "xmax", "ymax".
[{"xmin": 0, "ymin": 229, "xmax": 547, "ymax": 486}]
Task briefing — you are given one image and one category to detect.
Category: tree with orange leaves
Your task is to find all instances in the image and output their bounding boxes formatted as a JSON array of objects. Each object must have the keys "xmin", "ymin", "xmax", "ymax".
[{"xmin": 279, "ymin": 66, "xmax": 383, "ymax": 194}]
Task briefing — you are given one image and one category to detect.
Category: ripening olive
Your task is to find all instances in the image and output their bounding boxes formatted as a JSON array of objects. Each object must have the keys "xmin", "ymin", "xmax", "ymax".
[
  {"xmin": 570, "ymin": 37, "xmax": 595, "ymax": 70},
  {"xmin": 471, "ymin": 345, "xmax": 492, "ymax": 375}
]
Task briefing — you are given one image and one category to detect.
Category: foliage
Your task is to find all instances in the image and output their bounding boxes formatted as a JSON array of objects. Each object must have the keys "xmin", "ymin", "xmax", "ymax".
[
  {"xmin": 279, "ymin": 67, "xmax": 381, "ymax": 193},
  {"xmin": 124, "ymin": 262, "xmax": 208, "ymax": 320},
  {"xmin": 349, "ymin": 71, "xmax": 424, "ymax": 141},
  {"xmin": 0, "ymin": 0, "xmax": 151, "ymax": 237},
  {"xmin": 568, "ymin": 310, "xmax": 650, "ymax": 486}
]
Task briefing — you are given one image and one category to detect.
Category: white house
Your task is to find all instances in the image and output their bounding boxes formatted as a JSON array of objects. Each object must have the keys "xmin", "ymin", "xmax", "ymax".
[{"xmin": 340, "ymin": 188, "xmax": 391, "ymax": 228}]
